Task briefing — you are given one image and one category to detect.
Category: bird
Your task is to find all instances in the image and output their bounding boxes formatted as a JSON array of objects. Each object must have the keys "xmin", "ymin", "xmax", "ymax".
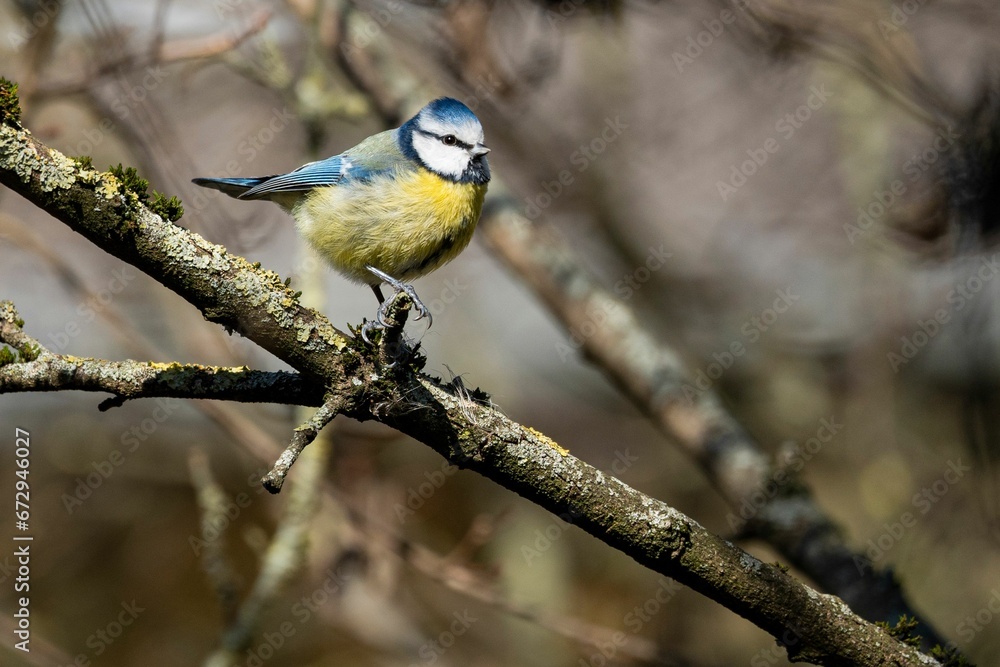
[{"xmin": 192, "ymin": 97, "xmax": 491, "ymax": 335}]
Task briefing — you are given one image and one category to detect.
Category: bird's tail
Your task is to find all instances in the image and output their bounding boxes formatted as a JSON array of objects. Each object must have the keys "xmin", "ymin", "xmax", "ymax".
[{"xmin": 191, "ymin": 176, "xmax": 274, "ymax": 199}]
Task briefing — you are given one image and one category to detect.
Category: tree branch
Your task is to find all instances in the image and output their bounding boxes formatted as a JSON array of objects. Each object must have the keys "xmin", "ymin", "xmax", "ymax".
[
  {"xmin": 0, "ymin": 95, "xmax": 946, "ymax": 665},
  {"xmin": 0, "ymin": 301, "xmax": 323, "ymax": 408},
  {"xmin": 0, "ymin": 321, "xmax": 325, "ymax": 414},
  {"xmin": 262, "ymin": 394, "xmax": 344, "ymax": 493},
  {"xmin": 476, "ymin": 199, "xmax": 950, "ymax": 650}
]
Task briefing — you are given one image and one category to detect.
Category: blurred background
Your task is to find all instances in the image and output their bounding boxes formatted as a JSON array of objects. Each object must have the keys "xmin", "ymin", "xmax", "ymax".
[{"xmin": 2, "ymin": 0, "xmax": 1000, "ymax": 665}]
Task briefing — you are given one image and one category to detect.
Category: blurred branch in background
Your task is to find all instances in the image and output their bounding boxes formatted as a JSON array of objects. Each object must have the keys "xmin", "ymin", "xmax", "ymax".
[
  {"xmin": 201, "ymin": 420, "xmax": 332, "ymax": 663},
  {"xmin": 479, "ymin": 197, "xmax": 948, "ymax": 649},
  {"xmin": 732, "ymin": 0, "xmax": 952, "ymax": 125}
]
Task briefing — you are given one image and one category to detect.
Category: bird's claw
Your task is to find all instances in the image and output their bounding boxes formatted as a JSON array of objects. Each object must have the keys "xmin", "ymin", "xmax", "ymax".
[
  {"xmin": 360, "ymin": 319, "xmax": 380, "ymax": 345},
  {"xmin": 365, "ymin": 265, "xmax": 433, "ymax": 328},
  {"xmin": 395, "ymin": 281, "xmax": 432, "ymax": 325}
]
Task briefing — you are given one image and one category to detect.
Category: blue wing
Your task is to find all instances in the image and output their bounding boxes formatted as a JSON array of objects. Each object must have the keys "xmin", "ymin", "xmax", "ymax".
[
  {"xmin": 191, "ymin": 129, "xmax": 408, "ymax": 201},
  {"xmin": 239, "ymin": 155, "xmax": 349, "ymax": 200}
]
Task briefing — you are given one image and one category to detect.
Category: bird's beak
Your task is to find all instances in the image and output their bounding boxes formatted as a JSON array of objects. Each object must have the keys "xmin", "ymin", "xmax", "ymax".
[{"xmin": 472, "ymin": 144, "xmax": 490, "ymax": 157}]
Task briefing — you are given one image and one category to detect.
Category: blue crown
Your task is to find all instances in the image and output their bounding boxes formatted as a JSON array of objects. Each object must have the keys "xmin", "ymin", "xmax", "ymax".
[{"xmin": 422, "ymin": 97, "xmax": 478, "ymax": 124}]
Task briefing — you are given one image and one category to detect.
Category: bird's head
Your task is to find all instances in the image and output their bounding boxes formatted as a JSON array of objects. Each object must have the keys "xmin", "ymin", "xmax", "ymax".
[{"xmin": 400, "ymin": 98, "xmax": 491, "ymax": 185}]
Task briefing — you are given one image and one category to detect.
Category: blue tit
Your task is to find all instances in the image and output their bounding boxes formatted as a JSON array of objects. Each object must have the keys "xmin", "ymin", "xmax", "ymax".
[{"xmin": 192, "ymin": 97, "xmax": 490, "ymax": 330}]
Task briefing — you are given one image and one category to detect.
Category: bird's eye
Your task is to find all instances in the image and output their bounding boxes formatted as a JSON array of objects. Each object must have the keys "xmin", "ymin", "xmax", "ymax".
[{"xmin": 442, "ymin": 135, "xmax": 457, "ymax": 146}]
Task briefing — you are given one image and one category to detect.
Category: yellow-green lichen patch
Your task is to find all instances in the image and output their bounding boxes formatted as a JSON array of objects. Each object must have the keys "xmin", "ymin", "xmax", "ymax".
[
  {"xmin": 96, "ymin": 175, "xmax": 122, "ymax": 200},
  {"xmin": 526, "ymin": 426, "xmax": 569, "ymax": 456},
  {"xmin": 328, "ymin": 331, "xmax": 349, "ymax": 350},
  {"xmin": 76, "ymin": 167, "xmax": 102, "ymax": 187},
  {"xmin": 265, "ymin": 296, "xmax": 297, "ymax": 328},
  {"xmin": 146, "ymin": 361, "xmax": 195, "ymax": 373},
  {"xmin": 226, "ymin": 272, "xmax": 270, "ymax": 308},
  {"xmin": 306, "ymin": 319, "xmax": 348, "ymax": 351},
  {"xmin": 0, "ymin": 124, "xmax": 76, "ymax": 192}
]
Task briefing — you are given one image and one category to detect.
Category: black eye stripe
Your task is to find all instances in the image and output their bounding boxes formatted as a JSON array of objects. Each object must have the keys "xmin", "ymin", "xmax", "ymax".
[{"xmin": 416, "ymin": 129, "xmax": 472, "ymax": 150}]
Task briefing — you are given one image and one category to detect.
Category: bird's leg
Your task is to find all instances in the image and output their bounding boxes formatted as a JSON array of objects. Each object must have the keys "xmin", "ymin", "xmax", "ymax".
[
  {"xmin": 365, "ymin": 266, "xmax": 432, "ymax": 326},
  {"xmin": 361, "ymin": 284, "xmax": 385, "ymax": 345},
  {"xmin": 360, "ymin": 269, "xmax": 431, "ymax": 350}
]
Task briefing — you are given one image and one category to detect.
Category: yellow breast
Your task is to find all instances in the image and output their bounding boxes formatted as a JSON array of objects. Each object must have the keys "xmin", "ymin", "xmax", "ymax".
[{"xmin": 295, "ymin": 169, "xmax": 487, "ymax": 284}]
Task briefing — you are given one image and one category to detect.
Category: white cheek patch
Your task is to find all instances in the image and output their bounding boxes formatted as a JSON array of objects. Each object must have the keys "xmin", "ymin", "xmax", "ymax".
[{"xmin": 412, "ymin": 132, "xmax": 468, "ymax": 179}]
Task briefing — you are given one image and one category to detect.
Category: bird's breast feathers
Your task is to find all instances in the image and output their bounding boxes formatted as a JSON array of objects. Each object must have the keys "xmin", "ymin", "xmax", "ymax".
[{"xmin": 295, "ymin": 167, "xmax": 487, "ymax": 284}]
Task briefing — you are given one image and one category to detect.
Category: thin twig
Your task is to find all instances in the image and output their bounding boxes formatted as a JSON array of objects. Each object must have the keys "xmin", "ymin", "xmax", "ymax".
[{"xmin": 262, "ymin": 395, "xmax": 343, "ymax": 493}]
